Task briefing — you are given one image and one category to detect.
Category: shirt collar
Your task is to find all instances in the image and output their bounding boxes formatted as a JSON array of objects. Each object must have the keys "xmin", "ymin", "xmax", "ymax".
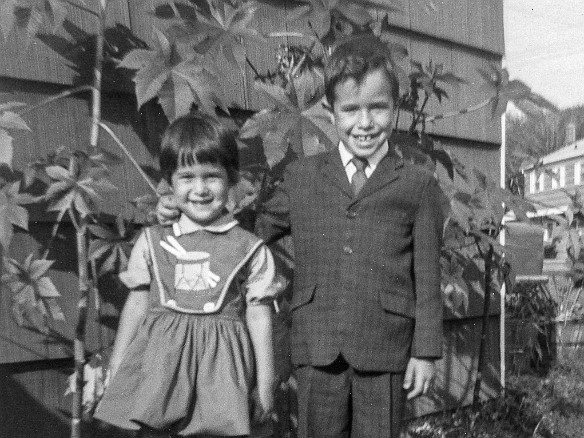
[
  {"xmin": 173, "ymin": 212, "xmax": 238, "ymax": 236},
  {"xmin": 338, "ymin": 140, "xmax": 389, "ymax": 170}
]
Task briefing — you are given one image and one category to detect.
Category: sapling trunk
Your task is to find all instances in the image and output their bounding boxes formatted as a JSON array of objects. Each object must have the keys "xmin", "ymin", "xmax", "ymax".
[
  {"xmin": 473, "ymin": 242, "xmax": 495, "ymax": 408},
  {"xmin": 71, "ymin": 3, "xmax": 106, "ymax": 437},
  {"xmin": 72, "ymin": 224, "xmax": 90, "ymax": 438}
]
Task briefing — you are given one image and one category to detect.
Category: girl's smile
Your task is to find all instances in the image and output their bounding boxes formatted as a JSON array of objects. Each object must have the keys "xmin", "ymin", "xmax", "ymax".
[{"xmin": 171, "ymin": 162, "xmax": 230, "ymax": 226}]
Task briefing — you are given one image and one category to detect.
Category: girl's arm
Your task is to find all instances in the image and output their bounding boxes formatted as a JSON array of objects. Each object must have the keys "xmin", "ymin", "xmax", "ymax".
[
  {"xmin": 246, "ymin": 304, "xmax": 276, "ymax": 421},
  {"xmin": 108, "ymin": 289, "xmax": 149, "ymax": 379}
]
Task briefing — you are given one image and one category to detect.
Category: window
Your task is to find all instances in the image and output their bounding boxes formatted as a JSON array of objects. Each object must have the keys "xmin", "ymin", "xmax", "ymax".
[
  {"xmin": 538, "ymin": 172, "xmax": 544, "ymax": 191},
  {"xmin": 560, "ymin": 166, "xmax": 566, "ymax": 187},
  {"xmin": 575, "ymin": 162, "xmax": 582, "ymax": 185},
  {"xmin": 529, "ymin": 170, "xmax": 536, "ymax": 193},
  {"xmin": 552, "ymin": 167, "xmax": 558, "ymax": 189}
]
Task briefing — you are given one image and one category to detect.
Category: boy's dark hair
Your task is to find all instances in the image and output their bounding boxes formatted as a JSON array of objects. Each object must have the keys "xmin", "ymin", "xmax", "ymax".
[
  {"xmin": 325, "ymin": 35, "xmax": 399, "ymax": 107},
  {"xmin": 159, "ymin": 113, "xmax": 239, "ymax": 184}
]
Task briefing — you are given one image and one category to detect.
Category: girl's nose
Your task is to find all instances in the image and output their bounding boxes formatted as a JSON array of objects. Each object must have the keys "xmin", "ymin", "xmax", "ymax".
[{"xmin": 191, "ymin": 178, "xmax": 209, "ymax": 195}]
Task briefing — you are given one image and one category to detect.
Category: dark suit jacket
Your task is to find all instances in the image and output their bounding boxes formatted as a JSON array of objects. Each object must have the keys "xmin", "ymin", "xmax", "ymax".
[{"xmin": 256, "ymin": 148, "xmax": 444, "ymax": 372}]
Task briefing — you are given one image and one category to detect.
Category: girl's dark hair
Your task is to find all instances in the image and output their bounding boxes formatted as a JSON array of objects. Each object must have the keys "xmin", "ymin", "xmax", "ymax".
[
  {"xmin": 325, "ymin": 35, "xmax": 399, "ymax": 108},
  {"xmin": 159, "ymin": 113, "xmax": 239, "ymax": 184}
]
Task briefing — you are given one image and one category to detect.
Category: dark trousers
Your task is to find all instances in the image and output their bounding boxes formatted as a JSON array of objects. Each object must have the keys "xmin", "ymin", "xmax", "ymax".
[{"xmin": 296, "ymin": 355, "xmax": 405, "ymax": 438}]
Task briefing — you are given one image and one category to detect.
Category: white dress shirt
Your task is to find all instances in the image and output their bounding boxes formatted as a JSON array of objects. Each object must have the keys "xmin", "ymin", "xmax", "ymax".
[{"xmin": 338, "ymin": 141, "xmax": 389, "ymax": 182}]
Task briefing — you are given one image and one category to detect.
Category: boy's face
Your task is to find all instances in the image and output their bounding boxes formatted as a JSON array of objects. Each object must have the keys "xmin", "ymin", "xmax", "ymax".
[
  {"xmin": 171, "ymin": 162, "xmax": 230, "ymax": 226},
  {"xmin": 330, "ymin": 68, "xmax": 396, "ymax": 159}
]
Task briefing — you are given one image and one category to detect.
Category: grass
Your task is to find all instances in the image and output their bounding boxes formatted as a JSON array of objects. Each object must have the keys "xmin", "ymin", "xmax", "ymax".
[{"xmin": 403, "ymin": 351, "xmax": 584, "ymax": 438}]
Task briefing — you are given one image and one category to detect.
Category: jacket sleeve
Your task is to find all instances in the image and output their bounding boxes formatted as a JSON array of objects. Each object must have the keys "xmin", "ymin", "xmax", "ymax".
[
  {"xmin": 410, "ymin": 174, "xmax": 445, "ymax": 358},
  {"xmin": 254, "ymin": 167, "xmax": 293, "ymax": 244}
]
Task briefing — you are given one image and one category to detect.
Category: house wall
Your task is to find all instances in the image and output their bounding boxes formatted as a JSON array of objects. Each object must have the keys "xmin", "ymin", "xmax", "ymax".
[{"xmin": 0, "ymin": 0, "xmax": 504, "ymax": 434}]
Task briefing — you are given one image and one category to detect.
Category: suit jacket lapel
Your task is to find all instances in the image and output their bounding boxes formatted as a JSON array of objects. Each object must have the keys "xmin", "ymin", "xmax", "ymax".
[
  {"xmin": 356, "ymin": 152, "xmax": 403, "ymax": 200},
  {"xmin": 319, "ymin": 149, "xmax": 353, "ymax": 198}
]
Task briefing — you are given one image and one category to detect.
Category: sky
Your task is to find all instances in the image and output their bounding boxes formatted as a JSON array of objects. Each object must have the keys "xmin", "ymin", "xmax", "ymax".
[{"xmin": 504, "ymin": 0, "xmax": 584, "ymax": 110}]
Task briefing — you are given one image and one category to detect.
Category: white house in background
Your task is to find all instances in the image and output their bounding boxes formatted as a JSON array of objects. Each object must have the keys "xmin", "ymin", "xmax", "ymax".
[{"xmin": 521, "ymin": 123, "xmax": 582, "ymax": 242}]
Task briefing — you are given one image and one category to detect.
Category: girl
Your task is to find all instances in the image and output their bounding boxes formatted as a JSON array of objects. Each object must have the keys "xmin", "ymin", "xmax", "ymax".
[{"xmin": 94, "ymin": 113, "xmax": 276, "ymax": 437}]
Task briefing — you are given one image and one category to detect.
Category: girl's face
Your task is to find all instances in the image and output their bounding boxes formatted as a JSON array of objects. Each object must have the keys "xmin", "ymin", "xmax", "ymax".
[{"xmin": 171, "ymin": 162, "xmax": 230, "ymax": 226}]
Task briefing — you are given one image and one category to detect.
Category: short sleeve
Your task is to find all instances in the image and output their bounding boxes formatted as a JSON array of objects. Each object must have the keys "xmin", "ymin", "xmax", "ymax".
[
  {"xmin": 118, "ymin": 231, "xmax": 151, "ymax": 290},
  {"xmin": 245, "ymin": 244, "xmax": 278, "ymax": 305}
]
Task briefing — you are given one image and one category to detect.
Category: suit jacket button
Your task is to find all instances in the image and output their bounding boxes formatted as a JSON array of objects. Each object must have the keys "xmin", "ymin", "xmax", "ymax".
[{"xmin": 343, "ymin": 246, "xmax": 353, "ymax": 254}]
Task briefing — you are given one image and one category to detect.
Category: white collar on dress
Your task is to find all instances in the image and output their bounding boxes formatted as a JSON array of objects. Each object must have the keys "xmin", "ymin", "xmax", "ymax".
[{"xmin": 173, "ymin": 213, "xmax": 238, "ymax": 236}]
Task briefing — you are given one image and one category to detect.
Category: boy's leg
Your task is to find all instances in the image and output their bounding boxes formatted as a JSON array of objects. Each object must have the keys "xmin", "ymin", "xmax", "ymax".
[
  {"xmin": 296, "ymin": 356, "xmax": 352, "ymax": 438},
  {"xmin": 351, "ymin": 371, "xmax": 405, "ymax": 438}
]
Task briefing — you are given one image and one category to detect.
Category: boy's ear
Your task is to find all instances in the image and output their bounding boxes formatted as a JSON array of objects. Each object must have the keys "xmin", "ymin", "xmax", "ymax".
[{"xmin": 322, "ymin": 99, "xmax": 335, "ymax": 124}]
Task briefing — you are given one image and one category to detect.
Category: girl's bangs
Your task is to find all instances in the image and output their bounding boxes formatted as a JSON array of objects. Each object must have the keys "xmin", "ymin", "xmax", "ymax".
[{"xmin": 176, "ymin": 147, "xmax": 218, "ymax": 168}]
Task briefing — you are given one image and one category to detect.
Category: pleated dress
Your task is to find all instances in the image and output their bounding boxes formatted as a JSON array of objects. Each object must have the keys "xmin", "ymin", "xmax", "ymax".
[{"xmin": 94, "ymin": 216, "xmax": 275, "ymax": 436}]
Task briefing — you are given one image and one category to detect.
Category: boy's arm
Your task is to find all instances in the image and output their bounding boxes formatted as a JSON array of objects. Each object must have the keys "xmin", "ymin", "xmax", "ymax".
[
  {"xmin": 254, "ymin": 168, "xmax": 293, "ymax": 244},
  {"xmin": 411, "ymin": 174, "xmax": 445, "ymax": 358},
  {"xmin": 156, "ymin": 194, "xmax": 180, "ymax": 225}
]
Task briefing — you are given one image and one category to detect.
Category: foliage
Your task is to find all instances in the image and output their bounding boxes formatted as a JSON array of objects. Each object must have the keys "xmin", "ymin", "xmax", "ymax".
[
  {"xmin": 405, "ymin": 357, "xmax": 584, "ymax": 437},
  {"xmin": 2, "ymin": 253, "xmax": 64, "ymax": 333}
]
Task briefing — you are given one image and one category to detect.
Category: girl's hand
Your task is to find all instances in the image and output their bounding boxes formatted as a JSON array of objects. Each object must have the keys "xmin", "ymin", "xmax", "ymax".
[{"xmin": 251, "ymin": 381, "xmax": 276, "ymax": 424}]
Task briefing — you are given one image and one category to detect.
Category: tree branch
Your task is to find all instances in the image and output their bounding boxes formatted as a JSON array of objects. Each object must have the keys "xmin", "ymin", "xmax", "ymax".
[{"xmin": 98, "ymin": 122, "xmax": 158, "ymax": 194}]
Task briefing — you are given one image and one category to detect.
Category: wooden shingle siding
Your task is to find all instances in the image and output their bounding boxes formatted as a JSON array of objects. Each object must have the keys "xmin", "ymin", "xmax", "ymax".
[{"xmin": 388, "ymin": 0, "xmax": 504, "ymax": 55}]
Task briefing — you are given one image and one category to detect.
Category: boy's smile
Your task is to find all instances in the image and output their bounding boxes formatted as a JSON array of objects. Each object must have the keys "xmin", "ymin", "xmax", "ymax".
[
  {"xmin": 171, "ymin": 162, "xmax": 230, "ymax": 226},
  {"xmin": 330, "ymin": 68, "xmax": 396, "ymax": 159}
]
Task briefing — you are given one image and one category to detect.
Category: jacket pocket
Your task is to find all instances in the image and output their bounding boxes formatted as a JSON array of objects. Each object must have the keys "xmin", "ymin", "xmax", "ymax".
[
  {"xmin": 379, "ymin": 291, "xmax": 415, "ymax": 319},
  {"xmin": 290, "ymin": 285, "xmax": 317, "ymax": 311}
]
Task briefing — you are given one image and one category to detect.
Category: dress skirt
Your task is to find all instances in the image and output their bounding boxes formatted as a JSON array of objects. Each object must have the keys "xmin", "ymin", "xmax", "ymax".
[{"xmin": 94, "ymin": 310, "xmax": 256, "ymax": 436}]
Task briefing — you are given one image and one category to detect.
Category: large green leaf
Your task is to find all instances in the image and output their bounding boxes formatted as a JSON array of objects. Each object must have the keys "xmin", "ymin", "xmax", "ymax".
[
  {"xmin": 2, "ymin": 255, "xmax": 64, "ymax": 333},
  {"xmin": 166, "ymin": 0, "xmax": 265, "ymax": 71},
  {"xmin": 87, "ymin": 216, "xmax": 135, "ymax": 276},
  {"xmin": 0, "ymin": 181, "xmax": 31, "ymax": 249},
  {"xmin": 240, "ymin": 79, "xmax": 335, "ymax": 167},
  {"xmin": 288, "ymin": 0, "xmax": 401, "ymax": 37},
  {"xmin": 410, "ymin": 59, "xmax": 466, "ymax": 103},
  {"xmin": 119, "ymin": 29, "xmax": 227, "ymax": 120},
  {"xmin": 477, "ymin": 65, "xmax": 537, "ymax": 118},
  {"xmin": 0, "ymin": 105, "xmax": 30, "ymax": 169},
  {"xmin": 0, "ymin": 0, "xmax": 68, "ymax": 41},
  {"xmin": 44, "ymin": 154, "xmax": 117, "ymax": 220}
]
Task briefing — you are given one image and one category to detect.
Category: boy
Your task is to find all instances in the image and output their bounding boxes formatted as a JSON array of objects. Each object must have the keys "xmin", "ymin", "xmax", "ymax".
[{"xmin": 158, "ymin": 35, "xmax": 444, "ymax": 437}]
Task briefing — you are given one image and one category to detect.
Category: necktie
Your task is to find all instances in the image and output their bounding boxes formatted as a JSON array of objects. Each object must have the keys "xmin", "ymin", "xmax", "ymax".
[{"xmin": 350, "ymin": 157, "xmax": 368, "ymax": 196}]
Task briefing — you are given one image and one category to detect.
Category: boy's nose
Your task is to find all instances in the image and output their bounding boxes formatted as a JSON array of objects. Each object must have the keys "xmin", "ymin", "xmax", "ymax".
[{"xmin": 358, "ymin": 110, "xmax": 373, "ymax": 127}]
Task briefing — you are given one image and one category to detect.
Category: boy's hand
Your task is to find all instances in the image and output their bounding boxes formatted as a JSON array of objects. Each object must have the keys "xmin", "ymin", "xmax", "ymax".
[
  {"xmin": 156, "ymin": 194, "xmax": 180, "ymax": 225},
  {"xmin": 403, "ymin": 357, "xmax": 436, "ymax": 399}
]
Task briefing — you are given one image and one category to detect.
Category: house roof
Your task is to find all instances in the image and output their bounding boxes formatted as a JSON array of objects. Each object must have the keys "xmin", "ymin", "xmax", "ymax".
[
  {"xmin": 525, "ymin": 189, "xmax": 571, "ymax": 217},
  {"xmin": 522, "ymin": 138, "xmax": 584, "ymax": 170}
]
